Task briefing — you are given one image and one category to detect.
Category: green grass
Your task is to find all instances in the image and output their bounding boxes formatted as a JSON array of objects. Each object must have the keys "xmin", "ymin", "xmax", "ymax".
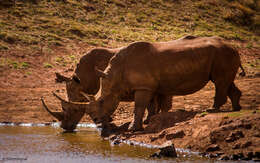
[
  {"xmin": 224, "ymin": 109, "xmax": 259, "ymax": 118},
  {"xmin": 43, "ymin": 62, "xmax": 53, "ymax": 68},
  {"xmin": 0, "ymin": 0, "xmax": 259, "ymax": 52},
  {"xmin": 0, "ymin": 58, "xmax": 30, "ymax": 69}
]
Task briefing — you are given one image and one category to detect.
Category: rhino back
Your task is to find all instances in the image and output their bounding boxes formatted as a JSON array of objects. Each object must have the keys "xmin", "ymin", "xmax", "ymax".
[{"xmin": 114, "ymin": 37, "xmax": 240, "ymax": 95}]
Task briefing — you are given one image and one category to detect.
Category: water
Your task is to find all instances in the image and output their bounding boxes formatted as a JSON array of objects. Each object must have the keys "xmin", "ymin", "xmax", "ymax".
[{"xmin": 0, "ymin": 123, "xmax": 245, "ymax": 163}]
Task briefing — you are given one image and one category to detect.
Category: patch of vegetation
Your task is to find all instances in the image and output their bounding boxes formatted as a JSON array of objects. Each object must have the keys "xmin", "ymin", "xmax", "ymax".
[
  {"xmin": 200, "ymin": 111, "xmax": 208, "ymax": 117},
  {"xmin": 0, "ymin": 58, "xmax": 30, "ymax": 69},
  {"xmin": 225, "ymin": 110, "xmax": 253, "ymax": 118},
  {"xmin": 0, "ymin": 0, "xmax": 259, "ymax": 51},
  {"xmin": 43, "ymin": 62, "xmax": 53, "ymax": 68}
]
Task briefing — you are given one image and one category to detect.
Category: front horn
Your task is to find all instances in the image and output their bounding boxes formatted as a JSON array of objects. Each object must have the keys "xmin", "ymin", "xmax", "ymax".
[
  {"xmin": 52, "ymin": 92, "xmax": 92, "ymax": 113},
  {"xmin": 41, "ymin": 97, "xmax": 64, "ymax": 121}
]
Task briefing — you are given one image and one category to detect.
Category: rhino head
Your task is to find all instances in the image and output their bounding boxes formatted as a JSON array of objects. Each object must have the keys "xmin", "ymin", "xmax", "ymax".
[
  {"xmin": 41, "ymin": 93, "xmax": 87, "ymax": 131},
  {"xmin": 42, "ymin": 74, "xmax": 92, "ymax": 131},
  {"xmin": 41, "ymin": 91, "xmax": 116, "ymax": 131}
]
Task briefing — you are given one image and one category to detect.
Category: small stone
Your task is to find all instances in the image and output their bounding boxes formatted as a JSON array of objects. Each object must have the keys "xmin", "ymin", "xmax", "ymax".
[
  {"xmin": 166, "ymin": 130, "xmax": 185, "ymax": 140},
  {"xmin": 241, "ymin": 141, "xmax": 252, "ymax": 148},
  {"xmin": 231, "ymin": 154, "xmax": 239, "ymax": 160},
  {"xmin": 220, "ymin": 155, "xmax": 230, "ymax": 160},
  {"xmin": 206, "ymin": 144, "xmax": 220, "ymax": 152},
  {"xmin": 209, "ymin": 153, "xmax": 217, "ymax": 158},
  {"xmin": 216, "ymin": 152, "xmax": 224, "ymax": 156},
  {"xmin": 246, "ymin": 151, "xmax": 254, "ymax": 160},
  {"xmin": 110, "ymin": 139, "xmax": 121, "ymax": 146},
  {"xmin": 151, "ymin": 141, "xmax": 177, "ymax": 158},
  {"xmin": 232, "ymin": 143, "xmax": 241, "ymax": 149},
  {"xmin": 231, "ymin": 153, "xmax": 244, "ymax": 160},
  {"xmin": 150, "ymin": 151, "xmax": 161, "ymax": 158},
  {"xmin": 150, "ymin": 136, "xmax": 158, "ymax": 142},
  {"xmin": 226, "ymin": 130, "xmax": 244, "ymax": 142},
  {"xmin": 254, "ymin": 151, "xmax": 260, "ymax": 158}
]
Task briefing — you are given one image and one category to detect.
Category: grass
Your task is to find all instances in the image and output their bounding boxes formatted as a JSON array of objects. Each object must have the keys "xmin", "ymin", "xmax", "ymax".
[
  {"xmin": 43, "ymin": 62, "xmax": 53, "ymax": 68},
  {"xmin": 0, "ymin": 58, "xmax": 30, "ymax": 69},
  {"xmin": 0, "ymin": 0, "xmax": 259, "ymax": 53},
  {"xmin": 224, "ymin": 109, "xmax": 259, "ymax": 118}
]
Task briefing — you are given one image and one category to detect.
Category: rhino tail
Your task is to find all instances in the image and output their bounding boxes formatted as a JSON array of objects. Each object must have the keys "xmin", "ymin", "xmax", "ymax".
[{"xmin": 239, "ymin": 64, "xmax": 246, "ymax": 77}]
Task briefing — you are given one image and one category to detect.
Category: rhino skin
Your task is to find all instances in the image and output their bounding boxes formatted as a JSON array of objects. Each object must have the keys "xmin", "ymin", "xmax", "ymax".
[
  {"xmin": 61, "ymin": 36, "xmax": 245, "ymax": 132},
  {"xmin": 44, "ymin": 47, "xmax": 172, "ymax": 131}
]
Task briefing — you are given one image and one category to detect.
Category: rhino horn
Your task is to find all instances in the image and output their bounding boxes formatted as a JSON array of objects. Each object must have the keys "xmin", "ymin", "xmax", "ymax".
[
  {"xmin": 95, "ymin": 67, "xmax": 108, "ymax": 78},
  {"xmin": 41, "ymin": 97, "xmax": 64, "ymax": 121},
  {"xmin": 52, "ymin": 92, "xmax": 68, "ymax": 103},
  {"xmin": 80, "ymin": 91, "xmax": 95, "ymax": 102},
  {"xmin": 52, "ymin": 92, "xmax": 93, "ymax": 114}
]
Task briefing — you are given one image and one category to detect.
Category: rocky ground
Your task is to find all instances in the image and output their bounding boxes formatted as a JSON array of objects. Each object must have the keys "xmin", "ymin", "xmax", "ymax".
[{"xmin": 0, "ymin": 41, "xmax": 259, "ymax": 161}]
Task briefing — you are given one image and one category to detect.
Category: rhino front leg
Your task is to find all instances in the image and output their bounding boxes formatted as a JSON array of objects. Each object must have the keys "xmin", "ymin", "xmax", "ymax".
[{"xmin": 129, "ymin": 90, "xmax": 153, "ymax": 132}]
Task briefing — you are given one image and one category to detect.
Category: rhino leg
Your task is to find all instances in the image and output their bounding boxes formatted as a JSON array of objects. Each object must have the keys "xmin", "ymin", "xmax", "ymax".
[
  {"xmin": 159, "ymin": 95, "xmax": 172, "ymax": 113},
  {"xmin": 228, "ymin": 82, "xmax": 242, "ymax": 111},
  {"xmin": 129, "ymin": 90, "xmax": 153, "ymax": 132},
  {"xmin": 144, "ymin": 97, "xmax": 158, "ymax": 124},
  {"xmin": 212, "ymin": 81, "xmax": 229, "ymax": 111},
  {"xmin": 144, "ymin": 95, "xmax": 172, "ymax": 124}
]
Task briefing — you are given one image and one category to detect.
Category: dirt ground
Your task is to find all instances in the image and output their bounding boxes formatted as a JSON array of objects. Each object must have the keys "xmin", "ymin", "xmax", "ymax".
[{"xmin": 0, "ymin": 41, "xmax": 259, "ymax": 160}]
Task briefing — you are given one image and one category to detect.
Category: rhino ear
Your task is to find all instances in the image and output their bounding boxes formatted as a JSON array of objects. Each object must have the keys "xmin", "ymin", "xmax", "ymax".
[
  {"xmin": 95, "ymin": 67, "xmax": 108, "ymax": 78},
  {"xmin": 55, "ymin": 72, "xmax": 71, "ymax": 83}
]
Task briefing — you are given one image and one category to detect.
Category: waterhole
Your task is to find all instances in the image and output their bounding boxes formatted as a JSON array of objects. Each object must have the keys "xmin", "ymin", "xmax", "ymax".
[{"xmin": 0, "ymin": 123, "xmax": 232, "ymax": 163}]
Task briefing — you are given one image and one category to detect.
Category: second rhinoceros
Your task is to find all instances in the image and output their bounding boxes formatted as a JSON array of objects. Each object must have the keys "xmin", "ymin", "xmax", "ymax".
[{"xmin": 43, "ymin": 47, "xmax": 172, "ymax": 131}]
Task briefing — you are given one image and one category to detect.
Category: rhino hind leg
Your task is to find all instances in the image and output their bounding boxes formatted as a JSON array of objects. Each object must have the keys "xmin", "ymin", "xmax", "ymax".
[
  {"xmin": 144, "ymin": 95, "xmax": 172, "ymax": 124},
  {"xmin": 143, "ymin": 97, "xmax": 158, "ymax": 124},
  {"xmin": 158, "ymin": 95, "xmax": 172, "ymax": 113},
  {"xmin": 129, "ymin": 90, "xmax": 153, "ymax": 132},
  {"xmin": 228, "ymin": 82, "xmax": 242, "ymax": 111},
  {"xmin": 211, "ymin": 81, "xmax": 230, "ymax": 111}
]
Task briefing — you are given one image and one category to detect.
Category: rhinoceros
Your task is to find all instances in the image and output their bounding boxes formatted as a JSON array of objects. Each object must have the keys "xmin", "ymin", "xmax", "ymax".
[
  {"xmin": 42, "ymin": 47, "xmax": 172, "ymax": 131},
  {"xmin": 44, "ymin": 36, "xmax": 245, "ymax": 132}
]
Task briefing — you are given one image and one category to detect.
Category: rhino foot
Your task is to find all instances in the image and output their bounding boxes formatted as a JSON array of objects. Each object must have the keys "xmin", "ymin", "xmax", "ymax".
[
  {"xmin": 206, "ymin": 108, "xmax": 220, "ymax": 113},
  {"xmin": 232, "ymin": 105, "xmax": 241, "ymax": 111},
  {"xmin": 128, "ymin": 122, "xmax": 144, "ymax": 132}
]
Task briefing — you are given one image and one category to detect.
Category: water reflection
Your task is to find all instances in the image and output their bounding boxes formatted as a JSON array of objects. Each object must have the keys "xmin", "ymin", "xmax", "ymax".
[{"xmin": 0, "ymin": 125, "xmax": 234, "ymax": 163}]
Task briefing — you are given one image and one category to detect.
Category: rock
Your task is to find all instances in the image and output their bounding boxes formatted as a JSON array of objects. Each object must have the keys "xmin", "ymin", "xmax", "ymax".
[
  {"xmin": 241, "ymin": 141, "xmax": 252, "ymax": 148},
  {"xmin": 206, "ymin": 144, "xmax": 220, "ymax": 152},
  {"xmin": 220, "ymin": 155, "xmax": 230, "ymax": 160},
  {"xmin": 232, "ymin": 143, "xmax": 241, "ymax": 149},
  {"xmin": 150, "ymin": 141, "xmax": 177, "ymax": 158},
  {"xmin": 254, "ymin": 151, "xmax": 260, "ymax": 158},
  {"xmin": 209, "ymin": 153, "xmax": 217, "ymax": 158},
  {"xmin": 226, "ymin": 130, "xmax": 244, "ymax": 142},
  {"xmin": 166, "ymin": 130, "xmax": 185, "ymax": 140},
  {"xmin": 231, "ymin": 153, "xmax": 244, "ymax": 160},
  {"xmin": 110, "ymin": 138, "xmax": 121, "ymax": 146},
  {"xmin": 245, "ymin": 151, "xmax": 254, "ymax": 160}
]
